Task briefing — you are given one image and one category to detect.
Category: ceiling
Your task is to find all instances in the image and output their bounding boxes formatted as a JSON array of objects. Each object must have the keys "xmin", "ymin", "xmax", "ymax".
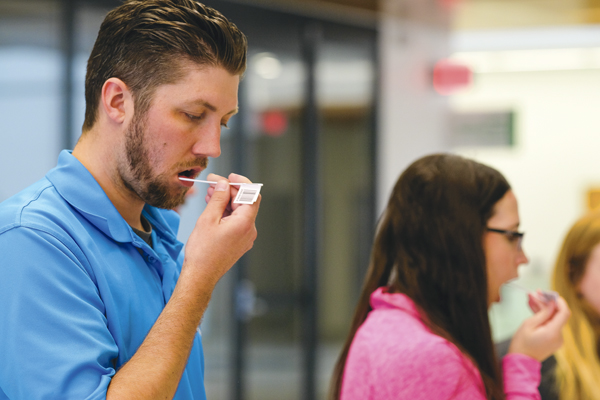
[
  {"xmin": 277, "ymin": 0, "xmax": 600, "ymax": 30},
  {"xmin": 1, "ymin": 0, "xmax": 599, "ymax": 31},
  {"xmin": 452, "ymin": 0, "xmax": 600, "ymax": 30}
]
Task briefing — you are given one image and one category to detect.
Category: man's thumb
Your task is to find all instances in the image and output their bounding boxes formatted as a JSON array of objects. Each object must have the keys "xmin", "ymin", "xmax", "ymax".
[{"xmin": 204, "ymin": 180, "xmax": 230, "ymax": 219}]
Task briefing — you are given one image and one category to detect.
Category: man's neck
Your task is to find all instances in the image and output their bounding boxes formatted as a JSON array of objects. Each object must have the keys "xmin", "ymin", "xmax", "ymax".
[{"xmin": 72, "ymin": 133, "xmax": 146, "ymax": 231}]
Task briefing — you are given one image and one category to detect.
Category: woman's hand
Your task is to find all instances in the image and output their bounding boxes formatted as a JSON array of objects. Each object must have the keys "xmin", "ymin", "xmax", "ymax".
[{"xmin": 507, "ymin": 293, "xmax": 571, "ymax": 361}]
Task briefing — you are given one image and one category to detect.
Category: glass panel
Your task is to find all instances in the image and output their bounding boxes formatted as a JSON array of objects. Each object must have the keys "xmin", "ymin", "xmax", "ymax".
[
  {"xmin": 72, "ymin": 3, "xmax": 112, "ymax": 148},
  {"xmin": 204, "ymin": 4, "xmax": 307, "ymax": 398},
  {"xmin": 316, "ymin": 24, "xmax": 376, "ymax": 398},
  {"xmin": 202, "ymin": 4, "xmax": 377, "ymax": 399},
  {"xmin": 243, "ymin": 46, "xmax": 305, "ymax": 399},
  {"xmin": 0, "ymin": 0, "xmax": 61, "ymax": 201}
]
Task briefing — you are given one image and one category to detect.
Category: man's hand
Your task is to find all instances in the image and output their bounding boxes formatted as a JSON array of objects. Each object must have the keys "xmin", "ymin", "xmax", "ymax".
[
  {"xmin": 204, "ymin": 173, "xmax": 252, "ymax": 218},
  {"xmin": 183, "ymin": 172, "xmax": 261, "ymax": 287}
]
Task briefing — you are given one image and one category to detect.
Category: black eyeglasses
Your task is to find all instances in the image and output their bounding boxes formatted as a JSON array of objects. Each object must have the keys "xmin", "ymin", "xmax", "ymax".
[{"xmin": 486, "ymin": 227, "xmax": 524, "ymax": 251}]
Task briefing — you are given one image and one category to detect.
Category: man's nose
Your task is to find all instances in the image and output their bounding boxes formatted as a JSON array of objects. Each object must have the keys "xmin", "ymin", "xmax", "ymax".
[{"xmin": 191, "ymin": 124, "xmax": 221, "ymax": 158}]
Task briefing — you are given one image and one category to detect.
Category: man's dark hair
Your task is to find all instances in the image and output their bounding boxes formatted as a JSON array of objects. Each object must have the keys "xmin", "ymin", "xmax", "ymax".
[{"xmin": 83, "ymin": 0, "xmax": 247, "ymax": 131}]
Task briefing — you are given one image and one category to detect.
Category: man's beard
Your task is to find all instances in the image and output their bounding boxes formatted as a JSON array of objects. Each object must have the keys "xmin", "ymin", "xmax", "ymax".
[{"xmin": 120, "ymin": 112, "xmax": 207, "ymax": 210}]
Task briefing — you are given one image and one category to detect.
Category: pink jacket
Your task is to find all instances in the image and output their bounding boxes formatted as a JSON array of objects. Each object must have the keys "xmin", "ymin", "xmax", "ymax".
[{"xmin": 341, "ymin": 287, "xmax": 541, "ymax": 400}]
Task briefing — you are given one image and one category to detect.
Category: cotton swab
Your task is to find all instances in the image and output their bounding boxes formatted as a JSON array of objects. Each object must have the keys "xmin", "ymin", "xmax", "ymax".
[
  {"xmin": 506, "ymin": 282, "xmax": 558, "ymax": 303},
  {"xmin": 178, "ymin": 176, "xmax": 263, "ymax": 204},
  {"xmin": 178, "ymin": 177, "xmax": 263, "ymax": 186}
]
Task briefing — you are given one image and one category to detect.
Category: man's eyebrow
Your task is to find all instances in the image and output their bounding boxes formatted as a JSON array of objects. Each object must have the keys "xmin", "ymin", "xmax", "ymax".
[{"xmin": 187, "ymin": 100, "xmax": 238, "ymax": 115}]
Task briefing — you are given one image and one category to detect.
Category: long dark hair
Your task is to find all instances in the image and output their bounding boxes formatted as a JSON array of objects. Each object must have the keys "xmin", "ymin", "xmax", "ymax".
[{"xmin": 331, "ymin": 153, "xmax": 510, "ymax": 400}]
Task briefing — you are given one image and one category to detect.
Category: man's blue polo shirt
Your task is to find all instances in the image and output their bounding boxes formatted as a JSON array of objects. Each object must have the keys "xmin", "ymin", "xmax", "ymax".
[{"xmin": 0, "ymin": 151, "xmax": 207, "ymax": 400}]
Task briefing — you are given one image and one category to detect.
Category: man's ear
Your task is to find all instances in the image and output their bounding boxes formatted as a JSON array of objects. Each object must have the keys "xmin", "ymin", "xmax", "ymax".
[{"xmin": 100, "ymin": 78, "xmax": 133, "ymax": 125}]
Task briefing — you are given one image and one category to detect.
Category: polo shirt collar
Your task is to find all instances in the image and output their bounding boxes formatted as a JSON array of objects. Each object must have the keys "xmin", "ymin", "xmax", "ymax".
[
  {"xmin": 143, "ymin": 205, "xmax": 183, "ymax": 259},
  {"xmin": 46, "ymin": 150, "xmax": 176, "ymax": 245}
]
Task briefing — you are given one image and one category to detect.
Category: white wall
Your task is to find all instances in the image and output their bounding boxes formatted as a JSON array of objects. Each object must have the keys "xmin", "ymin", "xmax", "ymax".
[
  {"xmin": 0, "ymin": 48, "xmax": 62, "ymax": 202},
  {"xmin": 452, "ymin": 54, "xmax": 600, "ymax": 275},
  {"xmin": 377, "ymin": 0, "xmax": 452, "ymax": 213}
]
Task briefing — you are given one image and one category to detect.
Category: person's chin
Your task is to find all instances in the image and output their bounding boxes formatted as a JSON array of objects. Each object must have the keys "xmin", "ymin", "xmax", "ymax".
[
  {"xmin": 169, "ymin": 189, "xmax": 189, "ymax": 209},
  {"xmin": 491, "ymin": 289, "xmax": 501, "ymax": 304},
  {"xmin": 143, "ymin": 186, "xmax": 187, "ymax": 210}
]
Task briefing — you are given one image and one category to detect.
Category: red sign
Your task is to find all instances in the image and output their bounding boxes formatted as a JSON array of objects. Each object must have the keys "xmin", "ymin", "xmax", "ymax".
[
  {"xmin": 262, "ymin": 110, "xmax": 288, "ymax": 137},
  {"xmin": 432, "ymin": 59, "xmax": 472, "ymax": 95}
]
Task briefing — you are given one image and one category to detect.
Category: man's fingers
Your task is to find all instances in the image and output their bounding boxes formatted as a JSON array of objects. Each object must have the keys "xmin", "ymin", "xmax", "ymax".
[
  {"xmin": 227, "ymin": 173, "xmax": 255, "ymax": 211},
  {"xmin": 231, "ymin": 194, "xmax": 261, "ymax": 220},
  {"xmin": 228, "ymin": 172, "xmax": 251, "ymax": 184},
  {"xmin": 203, "ymin": 172, "xmax": 260, "ymax": 212}
]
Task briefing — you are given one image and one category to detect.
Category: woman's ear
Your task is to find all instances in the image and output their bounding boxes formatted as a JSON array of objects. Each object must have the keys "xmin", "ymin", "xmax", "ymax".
[
  {"xmin": 100, "ymin": 77, "xmax": 133, "ymax": 125},
  {"xmin": 575, "ymin": 284, "xmax": 584, "ymax": 298}
]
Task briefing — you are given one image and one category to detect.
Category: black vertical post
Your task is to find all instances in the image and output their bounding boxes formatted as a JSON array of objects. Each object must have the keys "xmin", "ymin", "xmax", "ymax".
[
  {"xmin": 370, "ymin": 30, "xmax": 380, "ymax": 231},
  {"xmin": 358, "ymin": 31, "xmax": 380, "ymax": 287},
  {"xmin": 301, "ymin": 20, "xmax": 321, "ymax": 400},
  {"xmin": 230, "ymin": 82, "xmax": 248, "ymax": 400},
  {"xmin": 60, "ymin": 0, "xmax": 76, "ymax": 151}
]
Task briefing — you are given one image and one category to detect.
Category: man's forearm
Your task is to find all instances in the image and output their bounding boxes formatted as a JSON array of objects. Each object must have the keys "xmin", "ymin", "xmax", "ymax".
[
  {"xmin": 105, "ymin": 177, "xmax": 260, "ymax": 399},
  {"xmin": 106, "ymin": 265, "xmax": 216, "ymax": 400}
]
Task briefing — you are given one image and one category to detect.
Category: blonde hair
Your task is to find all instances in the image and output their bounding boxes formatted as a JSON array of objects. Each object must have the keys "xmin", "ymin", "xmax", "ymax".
[{"xmin": 552, "ymin": 210, "xmax": 600, "ymax": 399}]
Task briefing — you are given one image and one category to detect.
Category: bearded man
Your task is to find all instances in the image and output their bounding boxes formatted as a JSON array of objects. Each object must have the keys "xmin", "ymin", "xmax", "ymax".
[{"xmin": 0, "ymin": 1, "xmax": 260, "ymax": 399}]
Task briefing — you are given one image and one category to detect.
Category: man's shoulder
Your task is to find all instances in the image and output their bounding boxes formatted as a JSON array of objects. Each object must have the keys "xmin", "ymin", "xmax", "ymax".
[
  {"xmin": 0, "ymin": 175, "xmax": 95, "ymax": 253},
  {"xmin": 0, "ymin": 178, "xmax": 62, "ymax": 232},
  {"xmin": 0, "ymin": 178, "xmax": 93, "ymax": 274}
]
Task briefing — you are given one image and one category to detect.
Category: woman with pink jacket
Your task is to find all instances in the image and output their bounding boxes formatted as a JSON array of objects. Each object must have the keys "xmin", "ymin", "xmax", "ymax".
[{"xmin": 330, "ymin": 154, "xmax": 570, "ymax": 400}]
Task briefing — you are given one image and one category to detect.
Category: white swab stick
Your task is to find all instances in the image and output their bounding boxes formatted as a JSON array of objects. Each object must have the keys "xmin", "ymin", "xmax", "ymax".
[
  {"xmin": 506, "ymin": 282, "xmax": 530, "ymax": 293},
  {"xmin": 179, "ymin": 177, "xmax": 263, "ymax": 186},
  {"xmin": 506, "ymin": 282, "xmax": 558, "ymax": 302}
]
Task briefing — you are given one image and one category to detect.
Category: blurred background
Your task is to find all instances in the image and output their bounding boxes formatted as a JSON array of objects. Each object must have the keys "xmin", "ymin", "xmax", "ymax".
[{"xmin": 2, "ymin": 0, "xmax": 600, "ymax": 399}]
